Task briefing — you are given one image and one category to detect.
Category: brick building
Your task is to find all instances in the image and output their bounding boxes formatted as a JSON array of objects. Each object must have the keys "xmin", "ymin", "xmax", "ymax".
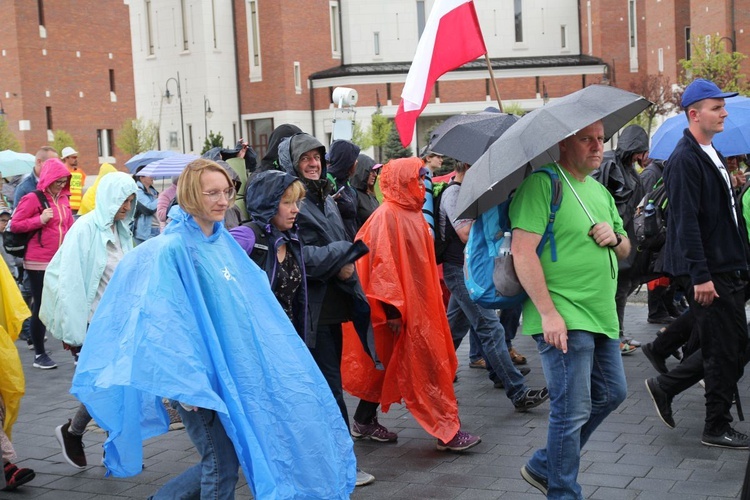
[{"xmin": 0, "ymin": 0, "xmax": 136, "ymax": 174}]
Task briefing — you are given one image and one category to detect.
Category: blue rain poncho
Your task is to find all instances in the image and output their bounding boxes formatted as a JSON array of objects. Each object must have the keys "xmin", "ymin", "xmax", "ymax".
[{"xmin": 71, "ymin": 208, "xmax": 355, "ymax": 499}]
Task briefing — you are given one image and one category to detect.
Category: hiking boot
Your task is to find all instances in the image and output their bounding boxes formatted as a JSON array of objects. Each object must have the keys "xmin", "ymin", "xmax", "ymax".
[
  {"xmin": 469, "ymin": 358, "xmax": 486, "ymax": 369},
  {"xmin": 647, "ymin": 314, "xmax": 676, "ymax": 324},
  {"xmin": 509, "ymin": 347, "xmax": 527, "ymax": 365},
  {"xmin": 55, "ymin": 420, "xmax": 87, "ymax": 468},
  {"xmin": 355, "ymin": 468, "xmax": 375, "ymax": 486},
  {"xmin": 514, "ymin": 387, "xmax": 550, "ymax": 412},
  {"xmin": 2, "ymin": 462, "xmax": 35, "ymax": 491},
  {"xmin": 436, "ymin": 430, "xmax": 481, "ymax": 451},
  {"xmin": 701, "ymin": 428, "xmax": 750, "ymax": 449},
  {"xmin": 351, "ymin": 417, "xmax": 398, "ymax": 442},
  {"xmin": 643, "ymin": 343, "xmax": 668, "ymax": 374},
  {"xmin": 493, "ymin": 366, "xmax": 531, "ymax": 389},
  {"xmin": 520, "ymin": 465, "xmax": 548, "ymax": 496},
  {"xmin": 645, "ymin": 378, "xmax": 675, "ymax": 429},
  {"xmin": 32, "ymin": 353, "xmax": 57, "ymax": 369}
]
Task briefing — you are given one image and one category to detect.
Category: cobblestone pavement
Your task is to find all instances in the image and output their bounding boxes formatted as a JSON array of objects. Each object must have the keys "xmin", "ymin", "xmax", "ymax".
[{"xmin": 2, "ymin": 302, "xmax": 748, "ymax": 499}]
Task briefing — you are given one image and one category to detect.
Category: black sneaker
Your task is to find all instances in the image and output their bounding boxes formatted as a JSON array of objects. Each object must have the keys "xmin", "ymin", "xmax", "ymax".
[
  {"xmin": 521, "ymin": 465, "xmax": 548, "ymax": 495},
  {"xmin": 514, "ymin": 388, "xmax": 549, "ymax": 412},
  {"xmin": 642, "ymin": 343, "xmax": 668, "ymax": 374},
  {"xmin": 701, "ymin": 428, "xmax": 749, "ymax": 449},
  {"xmin": 55, "ymin": 420, "xmax": 87, "ymax": 468},
  {"xmin": 645, "ymin": 378, "xmax": 675, "ymax": 429},
  {"xmin": 32, "ymin": 353, "xmax": 57, "ymax": 370},
  {"xmin": 493, "ymin": 366, "xmax": 531, "ymax": 389}
]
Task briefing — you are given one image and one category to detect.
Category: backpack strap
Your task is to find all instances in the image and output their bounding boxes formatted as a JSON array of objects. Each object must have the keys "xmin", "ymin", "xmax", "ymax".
[
  {"xmin": 240, "ymin": 220, "xmax": 271, "ymax": 268},
  {"xmin": 33, "ymin": 190, "xmax": 49, "ymax": 247},
  {"xmin": 533, "ymin": 168, "xmax": 562, "ymax": 262}
]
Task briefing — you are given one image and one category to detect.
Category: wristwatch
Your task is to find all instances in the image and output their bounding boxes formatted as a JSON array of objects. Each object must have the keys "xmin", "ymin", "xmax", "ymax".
[{"xmin": 611, "ymin": 234, "xmax": 623, "ymax": 248}]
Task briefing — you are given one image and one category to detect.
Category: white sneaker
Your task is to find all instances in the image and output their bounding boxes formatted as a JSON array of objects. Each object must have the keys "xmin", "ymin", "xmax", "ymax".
[{"xmin": 355, "ymin": 468, "xmax": 375, "ymax": 487}]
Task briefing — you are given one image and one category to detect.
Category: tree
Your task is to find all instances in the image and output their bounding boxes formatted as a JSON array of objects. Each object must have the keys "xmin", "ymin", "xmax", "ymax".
[
  {"xmin": 50, "ymin": 130, "xmax": 75, "ymax": 156},
  {"xmin": 202, "ymin": 131, "xmax": 224, "ymax": 154},
  {"xmin": 383, "ymin": 123, "xmax": 413, "ymax": 161},
  {"xmin": 628, "ymin": 74, "xmax": 676, "ymax": 135},
  {"xmin": 0, "ymin": 119, "xmax": 20, "ymax": 151},
  {"xmin": 679, "ymin": 34, "xmax": 747, "ymax": 94},
  {"xmin": 116, "ymin": 117, "xmax": 158, "ymax": 155},
  {"xmin": 352, "ymin": 111, "xmax": 391, "ymax": 163}
]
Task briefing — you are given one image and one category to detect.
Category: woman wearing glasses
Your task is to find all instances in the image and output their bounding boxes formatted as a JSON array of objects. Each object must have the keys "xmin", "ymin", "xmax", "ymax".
[
  {"xmin": 71, "ymin": 159, "xmax": 355, "ymax": 499},
  {"xmin": 10, "ymin": 158, "xmax": 73, "ymax": 370}
]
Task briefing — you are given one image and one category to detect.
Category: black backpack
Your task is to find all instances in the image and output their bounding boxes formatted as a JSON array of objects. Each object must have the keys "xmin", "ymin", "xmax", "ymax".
[
  {"xmin": 2, "ymin": 190, "xmax": 49, "ymax": 258},
  {"xmin": 433, "ymin": 180, "xmax": 457, "ymax": 264},
  {"xmin": 630, "ymin": 178, "xmax": 668, "ymax": 284},
  {"xmin": 239, "ymin": 220, "xmax": 272, "ymax": 269}
]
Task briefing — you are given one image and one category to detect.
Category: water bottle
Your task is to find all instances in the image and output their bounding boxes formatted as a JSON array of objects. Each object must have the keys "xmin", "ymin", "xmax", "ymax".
[
  {"xmin": 644, "ymin": 201, "xmax": 657, "ymax": 237},
  {"xmin": 499, "ymin": 232, "xmax": 512, "ymax": 256}
]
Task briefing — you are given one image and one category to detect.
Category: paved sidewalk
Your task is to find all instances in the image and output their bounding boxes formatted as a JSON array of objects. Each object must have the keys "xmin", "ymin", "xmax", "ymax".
[{"xmin": 3, "ymin": 303, "xmax": 748, "ymax": 499}]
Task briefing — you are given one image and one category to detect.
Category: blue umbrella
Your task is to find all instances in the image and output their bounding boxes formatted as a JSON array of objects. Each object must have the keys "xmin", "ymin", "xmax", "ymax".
[
  {"xmin": 125, "ymin": 150, "xmax": 178, "ymax": 174},
  {"xmin": 650, "ymin": 95, "xmax": 750, "ymax": 160},
  {"xmin": 136, "ymin": 154, "xmax": 199, "ymax": 177},
  {"xmin": 0, "ymin": 150, "xmax": 35, "ymax": 177}
]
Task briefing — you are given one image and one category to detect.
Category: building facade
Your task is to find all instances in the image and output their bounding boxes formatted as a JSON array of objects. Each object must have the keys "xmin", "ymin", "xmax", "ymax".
[{"xmin": 0, "ymin": 0, "xmax": 135, "ymax": 174}]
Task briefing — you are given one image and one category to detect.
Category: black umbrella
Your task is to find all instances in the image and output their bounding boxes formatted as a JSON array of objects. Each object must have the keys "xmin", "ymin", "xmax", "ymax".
[
  {"xmin": 455, "ymin": 85, "xmax": 652, "ymax": 219},
  {"xmin": 427, "ymin": 109, "xmax": 520, "ymax": 165}
]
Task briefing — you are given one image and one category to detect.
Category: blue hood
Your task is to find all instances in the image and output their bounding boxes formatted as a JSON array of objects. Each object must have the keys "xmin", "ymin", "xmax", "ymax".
[{"xmin": 245, "ymin": 170, "xmax": 300, "ymax": 225}]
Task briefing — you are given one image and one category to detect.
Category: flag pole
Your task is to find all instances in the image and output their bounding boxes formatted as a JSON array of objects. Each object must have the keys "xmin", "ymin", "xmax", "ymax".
[{"xmin": 484, "ymin": 54, "xmax": 503, "ymax": 112}]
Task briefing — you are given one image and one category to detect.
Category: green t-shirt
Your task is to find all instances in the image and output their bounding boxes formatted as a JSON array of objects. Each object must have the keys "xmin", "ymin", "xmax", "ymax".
[{"xmin": 508, "ymin": 163, "xmax": 625, "ymax": 339}]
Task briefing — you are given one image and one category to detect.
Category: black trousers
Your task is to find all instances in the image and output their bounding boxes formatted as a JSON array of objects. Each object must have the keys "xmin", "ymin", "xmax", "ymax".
[
  {"xmin": 658, "ymin": 273, "xmax": 747, "ymax": 435},
  {"xmin": 26, "ymin": 269, "xmax": 47, "ymax": 356},
  {"xmin": 309, "ymin": 323, "xmax": 349, "ymax": 429}
]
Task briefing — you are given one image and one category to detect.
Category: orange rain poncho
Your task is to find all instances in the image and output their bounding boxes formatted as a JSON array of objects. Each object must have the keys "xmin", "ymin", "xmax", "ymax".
[{"xmin": 342, "ymin": 157, "xmax": 459, "ymax": 443}]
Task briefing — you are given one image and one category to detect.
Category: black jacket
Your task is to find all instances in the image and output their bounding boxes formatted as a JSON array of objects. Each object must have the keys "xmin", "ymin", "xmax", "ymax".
[{"xmin": 663, "ymin": 128, "xmax": 748, "ymax": 285}]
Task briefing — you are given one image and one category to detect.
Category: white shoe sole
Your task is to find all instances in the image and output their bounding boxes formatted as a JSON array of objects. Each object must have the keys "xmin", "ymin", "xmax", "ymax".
[{"xmin": 54, "ymin": 425, "xmax": 87, "ymax": 469}]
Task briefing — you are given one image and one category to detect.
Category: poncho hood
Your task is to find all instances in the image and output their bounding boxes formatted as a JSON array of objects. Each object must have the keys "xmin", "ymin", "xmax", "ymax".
[
  {"xmin": 245, "ymin": 170, "xmax": 300, "ymax": 225},
  {"xmin": 379, "ymin": 157, "xmax": 425, "ymax": 212},
  {"xmin": 92, "ymin": 172, "xmax": 138, "ymax": 231}
]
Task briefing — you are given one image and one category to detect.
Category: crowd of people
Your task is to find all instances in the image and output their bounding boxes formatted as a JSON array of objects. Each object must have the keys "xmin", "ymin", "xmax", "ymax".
[{"xmin": 0, "ymin": 76, "xmax": 749, "ymax": 498}]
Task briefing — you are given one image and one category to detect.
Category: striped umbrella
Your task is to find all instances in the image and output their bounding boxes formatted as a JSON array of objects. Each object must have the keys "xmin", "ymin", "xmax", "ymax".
[
  {"xmin": 125, "ymin": 150, "xmax": 178, "ymax": 174},
  {"xmin": 136, "ymin": 154, "xmax": 199, "ymax": 178}
]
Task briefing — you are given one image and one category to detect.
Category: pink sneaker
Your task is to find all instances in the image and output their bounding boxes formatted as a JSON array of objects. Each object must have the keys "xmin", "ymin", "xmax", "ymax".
[
  {"xmin": 436, "ymin": 430, "xmax": 481, "ymax": 451},
  {"xmin": 351, "ymin": 418, "xmax": 398, "ymax": 442}
]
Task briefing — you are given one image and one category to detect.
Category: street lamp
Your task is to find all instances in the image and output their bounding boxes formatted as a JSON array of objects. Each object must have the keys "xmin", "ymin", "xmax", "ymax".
[
  {"xmin": 542, "ymin": 83, "xmax": 549, "ymax": 105},
  {"xmin": 719, "ymin": 36, "xmax": 736, "ymax": 53},
  {"xmin": 163, "ymin": 72, "xmax": 185, "ymax": 153},
  {"xmin": 204, "ymin": 96, "xmax": 213, "ymax": 139}
]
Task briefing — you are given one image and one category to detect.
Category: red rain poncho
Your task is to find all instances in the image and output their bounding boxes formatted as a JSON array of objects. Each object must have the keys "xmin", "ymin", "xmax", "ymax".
[{"xmin": 342, "ymin": 157, "xmax": 459, "ymax": 442}]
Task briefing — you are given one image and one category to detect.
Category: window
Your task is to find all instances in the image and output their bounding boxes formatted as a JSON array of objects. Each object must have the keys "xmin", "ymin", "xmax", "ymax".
[
  {"xmin": 294, "ymin": 62, "xmax": 301, "ymax": 94},
  {"xmin": 109, "ymin": 69, "xmax": 116, "ymax": 93},
  {"xmin": 514, "ymin": 0, "xmax": 523, "ymax": 43},
  {"xmin": 246, "ymin": 0, "xmax": 262, "ymax": 81},
  {"xmin": 330, "ymin": 2, "xmax": 341, "ymax": 58},
  {"xmin": 560, "ymin": 25, "xmax": 567, "ymax": 49},
  {"xmin": 250, "ymin": 1, "xmax": 260, "ymax": 65},
  {"xmin": 168, "ymin": 131, "xmax": 179, "ymax": 149},
  {"xmin": 628, "ymin": 0, "xmax": 638, "ymax": 71},
  {"xmin": 374, "ymin": 32, "xmax": 380, "ymax": 56},
  {"xmin": 685, "ymin": 26, "xmax": 691, "ymax": 60},
  {"xmin": 416, "ymin": 1, "xmax": 426, "ymax": 38},
  {"xmin": 658, "ymin": 48, "xmax": 664, "ymax": 73},
  {"xmin": 249, "ymin": 118, "xmax": 274, "ymax": 159},
  {"xmin": 181, "ymin": 0, "xmax": 189, "ymax": 51},
  {"xmin": 38, "ymin": 0, "xmax": 46, "ymax": 37},
  {"xmin": 145, "ymin": 0, "xmax": 155, "ymax": 56},
  {"xmin": 188, "ymin": 124, "xmax": 194, "ymax": 152},
  {"xmin": 45, "ymin": 106, "xmax": 53, "ymax": 130},
  {"xmin": 211, "ymin": 0, "xmax": 217, "ymax": 49},
  {"xmin": 97, "ymin": 129, "xmax": 114, "ymax": 158}
]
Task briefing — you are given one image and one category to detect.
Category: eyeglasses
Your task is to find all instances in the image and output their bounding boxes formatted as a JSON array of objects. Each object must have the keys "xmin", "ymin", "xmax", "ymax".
[
  {"xmin": 202, "ymin": 187, "xmax": 236, "ymax": 202},
  {"xmin": 53, "ymin": 179, "xmax": 67, "ymax": 186}
]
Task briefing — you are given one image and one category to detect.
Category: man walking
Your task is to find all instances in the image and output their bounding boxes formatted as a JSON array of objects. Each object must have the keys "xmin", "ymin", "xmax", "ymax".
[
  {"xmin": 645, "ymin": 78, "xmax": 749, "ymax": 449},
  {"xmin": 61, "ymin": 147, "xmax": 85, "ymax": 215},
  {"xmin": 512, "ymin": 120, "xmax": 629, "ymax": 498}
]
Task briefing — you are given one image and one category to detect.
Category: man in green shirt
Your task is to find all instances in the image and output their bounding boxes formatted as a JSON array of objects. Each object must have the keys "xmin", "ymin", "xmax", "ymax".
[{"xmin": 510, "ymin": 120, "xmax": 629, "ymax": 499}]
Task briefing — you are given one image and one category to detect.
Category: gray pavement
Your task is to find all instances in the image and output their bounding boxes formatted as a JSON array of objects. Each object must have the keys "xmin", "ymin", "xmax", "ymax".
[{"xmin": 2, "ymin": 300, "xmax": 748, "ymax": 499}]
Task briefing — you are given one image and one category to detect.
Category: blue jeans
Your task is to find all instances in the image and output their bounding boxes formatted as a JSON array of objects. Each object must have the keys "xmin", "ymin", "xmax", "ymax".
[
  {"xmin": 150, "ymin": 402, "xmax": 240, "ymax": 500},
  {"xmin": 443, "ymin": 263, "xmax": 527, "ymax": 402},
  {"xmin": 527, "ymin": 331, "xmax": 627, "ymax": 500}
]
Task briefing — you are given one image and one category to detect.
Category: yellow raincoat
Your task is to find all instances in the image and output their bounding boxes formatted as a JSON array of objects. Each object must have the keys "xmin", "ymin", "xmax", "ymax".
[
  {"xmin": 77, "ymin": 163, "xmax": 118, "ymax": 215},
  {"xmin": 0, "ymin": 258, "xmax": 30, "ymax": 439}
]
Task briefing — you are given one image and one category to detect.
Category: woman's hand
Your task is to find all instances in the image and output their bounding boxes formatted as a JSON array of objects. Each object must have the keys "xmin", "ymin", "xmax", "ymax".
[
  {"xmin": 337, "ymin": 263, "xmax": 354, "ymax": 280},
  {"xmin": 40, "ymin": 207, "xmax": 54, "ymax": 224}
]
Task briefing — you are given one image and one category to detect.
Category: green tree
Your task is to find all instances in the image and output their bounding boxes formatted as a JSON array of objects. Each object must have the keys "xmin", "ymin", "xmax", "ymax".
[
  {"xmin": 383, "ymin": 123, "xmax": 413, "ymax": 161},
  {"xmin": 679, "ymin": 34, "xmax": 747, "ymax": 93},
  {"xmin": 202, "ymin": 131, "xmax": 224, "ymax": 154},
  {"xmin": 116, "ymin": 117, "xmax": 158, "ymax": 155},
  {"xmin": 50, "ymin": 130, "xmax": 75, "ymax": 156},
  {"xmin": 502, "ymin": 102, "xmax": 527, "ymax": 117},
  {"xmin": 0, "ymin": 119, "xmax": 20, "ymax": 151},
  {"xmin": 352, "ymin": 111, "xmax": 391, "ymax": 163}
]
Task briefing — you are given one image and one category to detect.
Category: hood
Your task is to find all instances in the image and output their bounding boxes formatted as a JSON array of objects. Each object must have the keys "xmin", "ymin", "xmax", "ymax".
[
  {"xmin": 93, "ymin": 172, "xmax": 138, "ymax": 229},
  {"xmin": 278, "ymin": 133, "xmax": 331, "ymax": 198},
  {"xmin": 260, "ymin": 124, "xmax": 303, "ymax": 170},
  {"xmin": 37, "ymin": 158, "xmax": 71, "ymax": 193},
  {"xmin": 615, "ymin": 125, "xmax": 649, "ymax": 157},
  {"xmin": 351, "ymin": 154, "xmax": 376, "ymax": 191},
  {"xmin": 245, "ymin": 170, "xmax": 300, "ymax": 225},
  {"xmin": 379, "ymin": 157, "xmax": 425, "ymax": 212},
  {"xmin": 77, "ymin": 163, "xmax": 119, "ymax": 215},
  {"xmin": 327, "ymin": 140, "xmax": 360, "ymax": 185}
]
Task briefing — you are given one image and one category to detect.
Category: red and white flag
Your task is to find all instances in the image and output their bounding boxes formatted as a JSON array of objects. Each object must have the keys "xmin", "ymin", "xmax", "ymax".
[{"xmin": 395, "ymin": 0, "xmax": 487, "ymax": 148}]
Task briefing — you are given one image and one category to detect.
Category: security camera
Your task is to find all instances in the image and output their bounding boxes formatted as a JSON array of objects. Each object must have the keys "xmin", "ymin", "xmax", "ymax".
[{"xmin": 332, "ymin": 87, "xmax": 358, "ymax": 108}]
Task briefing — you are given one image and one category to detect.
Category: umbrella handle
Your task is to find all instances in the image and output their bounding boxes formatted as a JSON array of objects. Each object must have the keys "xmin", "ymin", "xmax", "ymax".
[{"xmin": 556, "ymin": 163, "xmax": 597, "ymax": 226}]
